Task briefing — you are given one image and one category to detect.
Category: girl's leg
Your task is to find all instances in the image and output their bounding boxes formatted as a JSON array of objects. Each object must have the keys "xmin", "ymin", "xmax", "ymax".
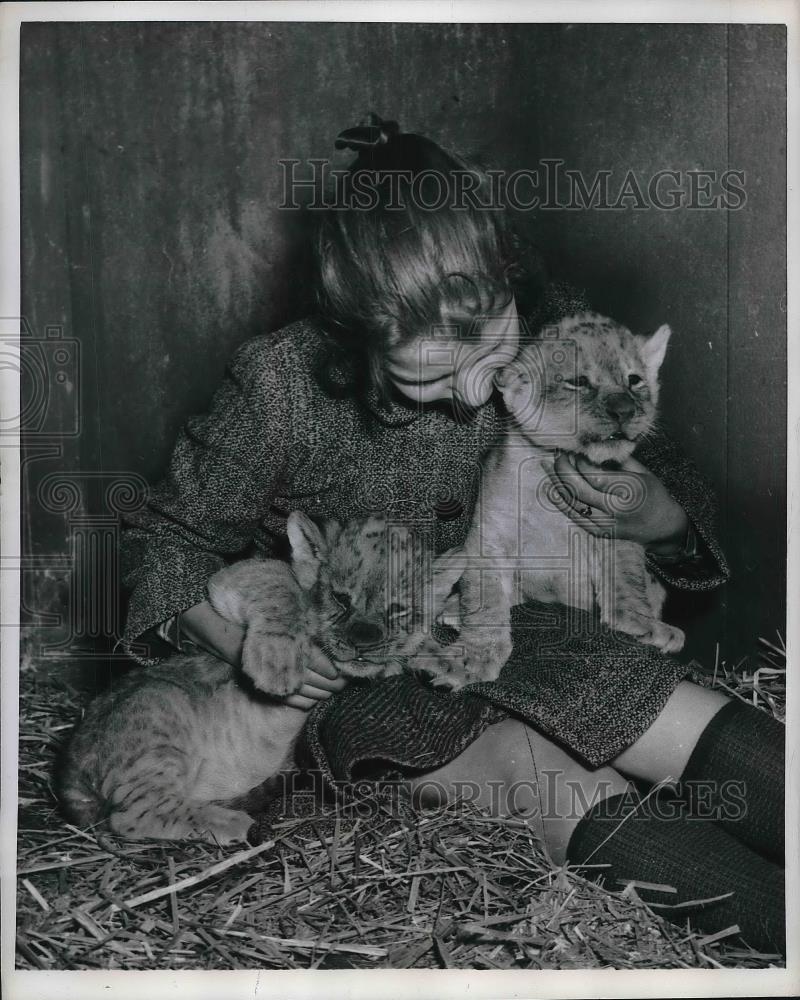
[
  {"xmin": 409, "ymin": 680, "xmax": 735, "ymax": 864},
  {"xmin": 567, "ymin": 790, "xmax": 785, "ymax": 954},
  {"xmin": 410, "ymin": 716, "xmax": 635, "ymax": 865},
  {"xmin": 611, "ymin": 680, "xmax": 729, "ymax": 783},
  {"xmin": 410, "ymin": 711, "xmax": 785, "ymax": 954},
  {"xmin": 612, "ymin": 680, "xmax": 784, "ymax": 863}
]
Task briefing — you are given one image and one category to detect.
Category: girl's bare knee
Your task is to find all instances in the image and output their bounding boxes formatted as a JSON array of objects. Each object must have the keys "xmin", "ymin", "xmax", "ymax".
[
  {"xmin": 408, "ymin": 717, "xmax": 522, "ymax": 810},
  {"xmin": 408, "ymin": 718, "xmax": 631, "ymax": 824}
]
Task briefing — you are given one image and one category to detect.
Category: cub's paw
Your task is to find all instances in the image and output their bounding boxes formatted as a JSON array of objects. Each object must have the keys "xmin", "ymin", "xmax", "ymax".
[
  {"xmin": 194, "ymin": 805, "xmax": 256, "ymax": 845},
  {"xmin": 640, "ymin": 621, "xmax": 685, "ymax": 655},
  {"xmin": 612, "ymin": 612, "xmax": 685, "ymax": 655},
  {"xmin": 377, "ymin": 658, "xmax": 405, "ymax": 679},
  {"xmin": 459, "ymin": 631, "xmax": 512, "ymax": 684},
  {"xmin": 109, "ymin": 805, "xmax": 255, "ymax": 844},
  {"xmin": 412, "ymin": 630, "xmax": 512, "ymax": 689},
  {"xmin": 408, "ymin": 636, "xmax": 467, "ymax": 690},
  {"xmin": 241, "ymin": 629, "xmax": 308, "ymax": 697}
]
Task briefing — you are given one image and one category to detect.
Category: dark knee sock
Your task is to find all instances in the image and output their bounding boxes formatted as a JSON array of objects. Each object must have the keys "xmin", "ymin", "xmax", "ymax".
[
  {"xmin": 566, "ymin": 791, "xmax": 785, "ymax": 955},
  {"xmin": 680, "ymin": 699, "xmax": 784, "ymax": 863}
]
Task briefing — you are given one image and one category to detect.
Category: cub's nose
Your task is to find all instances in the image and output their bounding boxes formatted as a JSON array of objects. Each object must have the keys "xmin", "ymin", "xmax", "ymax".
[
  {"xmin": 346, "ymin": 619, "xmax": 385, "ymax": 650},
  {"xmin": 605, "ymin": 392, "xmax": 636, "ymax": 423}
]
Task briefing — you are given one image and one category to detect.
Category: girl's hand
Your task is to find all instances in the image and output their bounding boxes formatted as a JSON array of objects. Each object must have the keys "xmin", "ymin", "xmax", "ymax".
[
  {"xmin": 180, "ymin": 599, "xmax": 349, "ymax": 708},
  {"xmin": 543, "ymin": 451, "xmax": 690, "ymax": 553},
  {"xmin": 282, "ymin": 643, "xmax": 349, "ymax": 710}
]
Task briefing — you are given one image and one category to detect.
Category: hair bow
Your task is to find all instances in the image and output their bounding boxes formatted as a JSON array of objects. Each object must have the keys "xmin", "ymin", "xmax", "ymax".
[{"xmin": 334, "ymin": 117, "xmax": 400, "ymax": 152}]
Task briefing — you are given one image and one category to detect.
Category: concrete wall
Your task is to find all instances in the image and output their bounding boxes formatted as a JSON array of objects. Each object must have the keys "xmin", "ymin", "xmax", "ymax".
[{"xmin": 20, "ymin": 22, "xmax": 786, "ymax": 669}]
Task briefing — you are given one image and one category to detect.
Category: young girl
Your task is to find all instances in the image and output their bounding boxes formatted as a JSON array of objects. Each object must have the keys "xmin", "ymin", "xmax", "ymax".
[{"xmin": 121, "ymin": 119, "xmax": 784, "ymax": 955}]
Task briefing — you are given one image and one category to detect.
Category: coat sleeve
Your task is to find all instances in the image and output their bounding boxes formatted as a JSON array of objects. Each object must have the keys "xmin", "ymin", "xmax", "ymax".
[
  {"xmin": 635, "ymin": 429, "xmax": 730, "ymax": 592},
  {"xmin": 119, "ymin": 337, "xmax": 293, "ymax": 664}
]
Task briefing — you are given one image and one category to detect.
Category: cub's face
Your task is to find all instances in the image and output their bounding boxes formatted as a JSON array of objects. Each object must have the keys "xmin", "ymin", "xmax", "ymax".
[
  {"xmin": 496, "ymin": 313, "xmax": 671, "ymax": 465},
  {"xmin": 288, "ymin": 513, "xmax": 431, "ymax": 679}
]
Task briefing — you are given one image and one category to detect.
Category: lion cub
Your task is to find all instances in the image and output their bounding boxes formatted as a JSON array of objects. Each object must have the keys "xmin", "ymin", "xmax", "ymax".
[
  {"xmin": 58, "ymin": 512, "xmax": 461, "ymax": 843},
  {"xmin": 450, "ymin": 312, "xmax": 685, "ymax": 679}
]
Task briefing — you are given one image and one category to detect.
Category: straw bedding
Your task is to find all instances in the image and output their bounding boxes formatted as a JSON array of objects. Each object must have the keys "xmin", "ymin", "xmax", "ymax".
[{"xmin": 15, "ymin": 636, "xmax": 785, "ymax": 971}]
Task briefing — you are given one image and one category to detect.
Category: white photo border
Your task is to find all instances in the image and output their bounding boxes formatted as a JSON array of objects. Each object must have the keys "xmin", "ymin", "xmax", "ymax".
[{"xmin": 1, "ymin": 2, "xmax": 797, "ymax": 998}]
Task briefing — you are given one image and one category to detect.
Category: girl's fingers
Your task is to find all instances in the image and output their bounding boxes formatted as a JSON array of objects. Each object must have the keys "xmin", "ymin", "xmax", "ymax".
[
  {"xmin": 551, "ymin": 452, "xmax": 615, "ymax": 512},
  {"xmin": 284, "ymin": 677, "xmax": 346, "ymax": 709},
  {"xmin": 546, "ymin": 480, "xmax": 609, "ymax": 537},
  {"xmin": 306, "ymin": 644, "xmax": 339, "ymax": 679},
  {"xmin": 553, "ymin": 453, "xmax": 620, "ymax": 514},
  {"xmin": 301, "ymin": 670, "xmax": 347, "ymax": 694},
  {"xmin": 298, "ymin": 683, "xmax": 332, "ymax": 700},
  {"xmin": 284, "ymin": 692, "xmax": 317, "ymax": 711},
  {"xmin": 284, "ymin": 671, "xmax": 348, "ymax": 707},
  {"xmin": 572, "ymin": 453, "xmax": 646, "ymax": 499},
  {"xmin": 617, "ymin": 454, "xmax": 649, "ymax": 474}
]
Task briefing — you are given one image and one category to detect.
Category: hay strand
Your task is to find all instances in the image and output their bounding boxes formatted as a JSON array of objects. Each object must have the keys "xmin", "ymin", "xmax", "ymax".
[{"xmin": 15, "ymin": 647, "xmax": 786, "ymax": 971}]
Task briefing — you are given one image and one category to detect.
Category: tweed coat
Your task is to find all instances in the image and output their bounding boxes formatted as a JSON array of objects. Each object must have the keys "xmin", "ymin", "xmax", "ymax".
[{"xmin": 120, "ymin": 294, "xmax": 729, "ymax": 771}]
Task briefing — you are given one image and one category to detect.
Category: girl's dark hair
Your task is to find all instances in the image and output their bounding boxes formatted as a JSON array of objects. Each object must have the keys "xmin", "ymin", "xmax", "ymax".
[{"xmin": 315, "ymin": 117, "xmax": 529, "ymax": 396}]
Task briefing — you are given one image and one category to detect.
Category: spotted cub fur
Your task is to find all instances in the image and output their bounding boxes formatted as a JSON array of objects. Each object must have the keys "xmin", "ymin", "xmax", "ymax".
[
  {"xmin": 58, "ymin": 512, "xmax": 462, "ymax": 844},
  {"xmin": 446, "ymin": 312, "xmax": 685, "ymax": 680}
]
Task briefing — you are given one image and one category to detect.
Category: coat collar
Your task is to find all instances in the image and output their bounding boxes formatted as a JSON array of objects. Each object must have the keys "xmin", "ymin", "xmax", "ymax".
[
  {"xmin": 323, "ymin": 355, "xmax": 420, "ymax": 427},
  {"xmin": 363, "ymin": 382, "xmax": 421, "ymax": 427}
]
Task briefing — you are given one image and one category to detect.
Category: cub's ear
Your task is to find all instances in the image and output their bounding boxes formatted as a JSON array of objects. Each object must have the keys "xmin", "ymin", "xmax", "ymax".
[
  {"xmin": 638, "ymin": 323, "xmax": 672, "ymax": 376},
  {"xmin": 287, "ymin": 511, "xmax": 328, "ymax": 590}
]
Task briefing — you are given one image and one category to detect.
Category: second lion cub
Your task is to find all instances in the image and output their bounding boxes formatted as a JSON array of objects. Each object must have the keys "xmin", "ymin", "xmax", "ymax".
[
  {"xmin": 58, "ymin": 512, "xmax": 462, "ymax": 843},
  {"xmin": 451, "ymin": 312, "xmax": 686, "ymax": 680}
]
